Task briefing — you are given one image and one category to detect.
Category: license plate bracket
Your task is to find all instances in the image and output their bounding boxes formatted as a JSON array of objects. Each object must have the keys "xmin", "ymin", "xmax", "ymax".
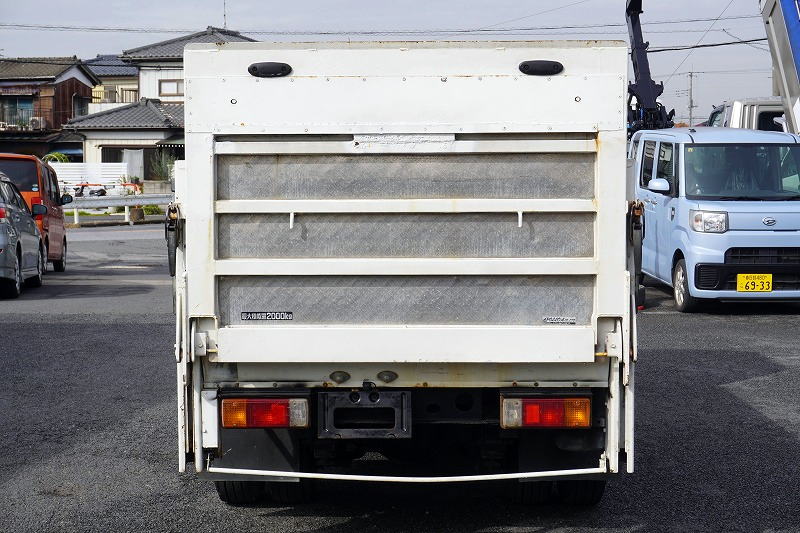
[
  {"xmin": 318, "ymin": 390, "xmax": 412, "ymax": 439},
  {"xmin": 737, "ymin": 273, "xmax": 773, "ymax": 292}
]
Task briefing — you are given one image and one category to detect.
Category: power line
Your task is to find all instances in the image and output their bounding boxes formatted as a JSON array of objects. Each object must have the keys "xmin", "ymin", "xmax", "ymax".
[
  {"xmin": 650, "ymin": 37, "xmax": 768, "ymax": 53},
  {"xmin": 478, "ymin": 0, "xmax": 595, "ymax": 30},
  {"xmin": 664, "ymin": 0, "xmax": 736, "ymax": 84},
  {"xmin": 0, "ymin": 14, "xmax": 763, "ymax": 36}
]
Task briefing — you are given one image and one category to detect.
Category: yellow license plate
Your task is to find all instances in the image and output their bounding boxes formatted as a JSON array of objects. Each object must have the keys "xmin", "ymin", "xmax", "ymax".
[{"xmin": 737, "ymin": 274, "xmax": 773, "ymax": 292}]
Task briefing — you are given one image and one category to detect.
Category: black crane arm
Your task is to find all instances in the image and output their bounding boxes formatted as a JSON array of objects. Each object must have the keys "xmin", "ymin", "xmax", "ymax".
[{"xmin": 626, "ymin": 0, "xmax": 675, "ymax": 135}]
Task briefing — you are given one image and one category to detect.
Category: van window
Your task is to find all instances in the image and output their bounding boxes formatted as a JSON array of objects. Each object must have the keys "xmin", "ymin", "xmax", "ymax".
[
  {"xmin": 685, "ymin": 143, "xmax": 800, "ymax": 200},
  {"xmin": 0, "ymin": 159, "xmax": 39, "ymax": 191},
  {"xmin": 757, "ymin": 111, "xmax": 784, "ymax": 132},
  {"xmin": 640, "ymin": 141, "xmax": 656, "ymax": 187},
  {"xmin": 45, "ymin": 167, "xmax": 60, "ymax": 202},
  {"xmin": 41, "ymin": 166, "xmax": 52, "ymax": 200},
  {"xmin": 656, "ymin": 143, "xmax": 676, "ymax": 193},
  {"xmin": 709, "ymin": 109, "xmax": 725, "ymax": 127}
]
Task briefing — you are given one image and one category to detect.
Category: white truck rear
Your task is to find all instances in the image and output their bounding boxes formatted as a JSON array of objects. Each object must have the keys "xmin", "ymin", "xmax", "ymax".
[{"xmin": 171, "ymin": 40, "xmax": 636, "ymax": 506}]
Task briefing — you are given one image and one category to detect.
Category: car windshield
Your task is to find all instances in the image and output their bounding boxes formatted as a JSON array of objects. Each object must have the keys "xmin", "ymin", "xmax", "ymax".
[
  {"xmin": 684, "ymin": 143, "xmax": 800, "ymax": 200},
  {"xmin": 0, "ymin": 159, "xmax": 39, "ymax": 192}
]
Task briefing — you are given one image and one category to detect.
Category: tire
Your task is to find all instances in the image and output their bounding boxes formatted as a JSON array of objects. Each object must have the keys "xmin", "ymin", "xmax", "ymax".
[
  {"xmin": 268, "ymin": 480, "xmax": 314, "ymax": 504},
  {"xmin": 673, "ymin": 259, "xmax": 700, "ymax": 313},
  {"xmin": 555, "ymin": 479, "xmax": 606, "ymax": 506},
  {"xmin": 25, "ymin": 245, "xmax": 44, "ymax": 288},
  {"xmin": 0, "ymin": 250, "xmax": 23, "ymax": 299},
  {"xmin": 214, "ymin": 480, "xmax": 267, "ymax": 505},
  {"xmin": 52, "ymin": 238, "xmax": 66, "ymax": 272},
  {"xmin": 515, "ymin": 481, "xmax": 554, "ymax": 505}
]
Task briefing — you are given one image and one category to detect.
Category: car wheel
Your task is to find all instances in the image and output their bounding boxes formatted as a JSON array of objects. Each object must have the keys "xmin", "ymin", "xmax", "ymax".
[
  {"xmin": 555, "ymin": 479, "xmax": 607, "ymax": 506},
  {"xmin": 53, "ymin": 238, "xmax": 66, "ymax": 272},
  {"xmin": 25, "ymin": 245, "xmax": 44, "ymax": 288},
  {"xmin": 42, "ymin": 242, "xmax": 49, "ymax": 274},
  {"xmin": 0, "ymin": 250, "xmax": 23, "ymax": 299},
  {"xmin": 214, "ymin": 481, "xmax": 268, "ymax": 505},
  {"xmin": 673, "ymin": 259, "xmax": 700, "ymax": 313}
]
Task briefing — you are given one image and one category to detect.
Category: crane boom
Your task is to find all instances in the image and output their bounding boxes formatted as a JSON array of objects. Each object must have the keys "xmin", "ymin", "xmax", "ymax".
[{"xmin": 626, "ymin": 0, "xmax": 675, "ymax": 134}]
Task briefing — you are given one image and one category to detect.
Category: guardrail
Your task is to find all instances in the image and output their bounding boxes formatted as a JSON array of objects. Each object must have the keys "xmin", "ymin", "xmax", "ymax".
[{"xmin": 69, "ymin": 194, "xmax": 173, "ymax": 225}]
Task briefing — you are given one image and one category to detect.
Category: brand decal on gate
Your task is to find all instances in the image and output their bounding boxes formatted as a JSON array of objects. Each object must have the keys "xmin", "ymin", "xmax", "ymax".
[{"xmin": 241, "ymin": 311, "xmax": 294, "ymax": 321}]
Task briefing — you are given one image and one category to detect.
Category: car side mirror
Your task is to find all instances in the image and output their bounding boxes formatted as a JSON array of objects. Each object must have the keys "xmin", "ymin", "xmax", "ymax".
[
  {"xmin": 32, "ymin": 204, "xmax": 48, "ymax": 216},
  {"xmin": 647, "ymin": 178, "xmax": 671, "ymax": 193},
  {"xmin": 60, "ymin": 194, "xmax": 73, "ymax": 205}
]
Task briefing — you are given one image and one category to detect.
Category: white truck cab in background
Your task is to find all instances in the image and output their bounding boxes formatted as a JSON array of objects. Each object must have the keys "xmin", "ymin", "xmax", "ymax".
[
  {"xmin": 170, "ymin": 40, "xmax": 636, "ymax": 507},
  {"xmin": 706, "ymin": 97, "xmax": 784, "ymax": 131}
]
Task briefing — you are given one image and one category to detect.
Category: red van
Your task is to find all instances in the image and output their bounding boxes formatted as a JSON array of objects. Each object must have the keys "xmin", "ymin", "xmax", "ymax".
[{"xmin": 0, "ymin": 154, "xmax": 72, "ymax": 272}]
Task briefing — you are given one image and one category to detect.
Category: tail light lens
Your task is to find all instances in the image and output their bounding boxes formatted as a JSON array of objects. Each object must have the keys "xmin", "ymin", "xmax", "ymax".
[
  {"xmin": 221, "ymin": 398, "xmax": 309, "ymax": 428},
  {"xmin": 0, "ymin": 207, "xmax": 5, "ymax": 220},
  {"xmin": 501, "ymin": 397, "xmax": 591, "ymax": 428}
]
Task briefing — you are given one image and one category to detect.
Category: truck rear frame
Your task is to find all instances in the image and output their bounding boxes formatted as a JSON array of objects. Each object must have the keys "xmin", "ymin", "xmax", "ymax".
[{"xmin": 172, "ymin": 40, "xmax": 636, "ymax": 501}]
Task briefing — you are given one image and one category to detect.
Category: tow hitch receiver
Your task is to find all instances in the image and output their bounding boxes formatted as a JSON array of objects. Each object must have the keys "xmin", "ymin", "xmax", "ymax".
[{"xmin": 318, "ymin": 391, "xmax": 412, "ymax": 439}]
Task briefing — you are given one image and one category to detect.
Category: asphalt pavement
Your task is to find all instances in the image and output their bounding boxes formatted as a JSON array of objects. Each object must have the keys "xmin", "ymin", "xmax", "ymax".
[{"xmin": 1, "ymin": 226, "xmax": 799, "ymax": 532}]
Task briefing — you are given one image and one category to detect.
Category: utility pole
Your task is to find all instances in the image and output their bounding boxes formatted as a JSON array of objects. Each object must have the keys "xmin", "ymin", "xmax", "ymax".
[
  {"xmin": 223, "ymin": 0, "xmax": 228, "ymax": 28},
  {"xmin": 687, "ymin": 72, "xmax": 693, "ymax": 125}
]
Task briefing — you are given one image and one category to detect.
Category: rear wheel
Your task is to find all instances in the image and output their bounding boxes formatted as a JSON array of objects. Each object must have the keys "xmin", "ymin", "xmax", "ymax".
[
  {"xmin": 673, "ymin": 259, "xmax": 700, "ymax": 313},
  {"xmin": 52, "ymin": 238, "xmax": 66, "ymax": 272},
  {"xmin": 25, "ymin": 245, "xmax": 44, "ymax": 288},
  {"xmin": 268, "ymin": 480, "xmax": 315, "ymax": 504},
  {"xmin": 555, "ymin": 479, "xmax": 606, "ymax": 506},
  {"xmin": 515, "ymin": 481, "xmax": 554, "ymax": 505},
  {"xmin": 214, "ymin": 480, "xmax": 267, "ymax": 505},
  {"xmin": 0, "ymin": 250, "xmax": 23, "ymax": 299}
]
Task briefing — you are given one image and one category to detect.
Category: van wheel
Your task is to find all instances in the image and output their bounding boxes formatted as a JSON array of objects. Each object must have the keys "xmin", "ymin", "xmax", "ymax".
[
  {"xmin": 268, "ymin": 480, "xmax": 314, "ymax": 504},
  {"xmin": 555, "ymin": 479, "xmax": 606, "ymax": 506},
  {"xmin": 53, "ymin": 239, "xmax": 66, "ymax": 272},
  {"xmin": 673, "ymin": 259, "xmax": 700, "ymax": 313},
  {"xmin": 214, "ymin": 480, "xmax": 267, "ymax": 505},
  {"xmin": 515, "ymin": 481, "xmax": 554, "ymax": 505},
  {"xmin": 25, "ymin": 245, "xmax": 44, "ymax": 288},
  {"xmin": 0, "ymin": 250, "xmax": 22, "ymax": 298}
]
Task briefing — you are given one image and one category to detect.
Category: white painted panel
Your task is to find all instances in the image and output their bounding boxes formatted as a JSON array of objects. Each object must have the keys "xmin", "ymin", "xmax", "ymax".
[
  {"xmin": 184, "ymin": 41, "xmax": 627, "ymax": 134},
  {"xmin": 214, "ymin": 326, "xmax": 597, "ymax": 363},
  {"xmin": 139, "ymin": 67, "xmax": 185, "ymax": 101},
  {"xmin": 200, "ymin": 391, "xmax": 219, "ymax": 449}
]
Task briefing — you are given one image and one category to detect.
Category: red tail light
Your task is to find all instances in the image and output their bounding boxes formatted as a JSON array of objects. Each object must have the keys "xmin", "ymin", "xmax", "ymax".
[
  {"xmin": 0, "ymin": 207, "xmax": 5, "ymax": 220},
  {"xmin": 501, "ymin": 397, "xmax": 591, "ymax": 428},
  {"xmin": 221, "ymin": 398, "xmax": 309, "ymax": 428}
]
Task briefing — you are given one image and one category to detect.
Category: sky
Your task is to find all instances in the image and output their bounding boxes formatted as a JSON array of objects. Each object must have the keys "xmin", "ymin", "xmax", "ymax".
[{"xmin": 1, "ymin": 0, "xmax": 774, "ymax": 125}]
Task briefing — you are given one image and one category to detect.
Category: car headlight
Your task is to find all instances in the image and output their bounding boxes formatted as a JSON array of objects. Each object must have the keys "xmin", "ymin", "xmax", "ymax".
[{"xmin": 691, "ymin": 210, "xmax": 728, "ymax": 233}]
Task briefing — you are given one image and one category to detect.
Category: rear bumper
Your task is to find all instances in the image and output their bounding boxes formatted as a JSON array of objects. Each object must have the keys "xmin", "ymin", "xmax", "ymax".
[{"xmin": 200, "ymin": 387, "xmax": 613, "ymax": 483}]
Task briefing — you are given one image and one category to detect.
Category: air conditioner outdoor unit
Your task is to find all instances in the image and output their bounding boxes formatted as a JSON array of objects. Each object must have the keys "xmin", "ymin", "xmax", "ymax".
[{"xmin": 29, "ymin": 117, "xmax": 45, "ymax": 130}]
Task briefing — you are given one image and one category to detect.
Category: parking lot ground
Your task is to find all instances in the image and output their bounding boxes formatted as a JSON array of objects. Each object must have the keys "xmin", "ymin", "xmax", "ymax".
[{"xmin": 1, "ymin": 226, "xmax": 799, "ymax": 532}]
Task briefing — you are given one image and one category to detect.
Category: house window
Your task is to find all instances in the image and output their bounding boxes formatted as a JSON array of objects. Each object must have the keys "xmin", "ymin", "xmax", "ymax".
[
  {"xmin": 159, "ymin": 79, "xmax": 184, "ymax": 97},
  {"xmin": 0, "ymin": 96, "xmax": 34, "ymax": 127}
]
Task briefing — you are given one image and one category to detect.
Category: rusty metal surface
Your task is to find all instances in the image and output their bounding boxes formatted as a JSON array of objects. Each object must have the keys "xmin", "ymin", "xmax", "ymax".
[
  {"xmin": 217, "ymin": 212, "xmax": 594, "ymax": 259},
  {"xmin": 215, "ymin": 153, "xmax": 595, "ymax": 200},
  {"xmin": 217, "ymin": 275, "xmax": 594, "ymax": 326}
]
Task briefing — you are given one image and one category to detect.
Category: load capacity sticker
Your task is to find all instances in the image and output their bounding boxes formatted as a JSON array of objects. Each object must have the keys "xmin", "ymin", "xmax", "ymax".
[{"xmin": 241, "ymin": 311, "xmax": 294, "ymax": 321}]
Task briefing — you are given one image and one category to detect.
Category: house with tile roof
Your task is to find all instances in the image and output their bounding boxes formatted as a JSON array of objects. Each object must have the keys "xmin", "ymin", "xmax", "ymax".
[
  {"xmin": 122, "ymin": 26, "xmax": 254, "ymax": 102},
  {"xmin": 66, "ymin": 26, "xmax": 254, "ymax": 175},
  {"xmin": 0, "ymin": 57, "xmax": 100, "ymax": 158},
  {"xmin": 85, "ymin": 55, "xmax": 139, "ymax": 113},
  {"xmin": 0, "ymin": 57, "xmax": 99, "ymax": 131},
  {"xmin": 67, "ymin": 98, "xmax": 183, "ymax": 179}
]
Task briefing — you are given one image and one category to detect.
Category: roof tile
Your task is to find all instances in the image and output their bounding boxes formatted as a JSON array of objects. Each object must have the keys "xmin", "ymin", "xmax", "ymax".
[
  {"xmin": 67, "ymin": 98, "xmax": 184, "ymax": 129},
  {"xmin": 123, "ymin": 26, "xmax": 255, "ymax": 61}
]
